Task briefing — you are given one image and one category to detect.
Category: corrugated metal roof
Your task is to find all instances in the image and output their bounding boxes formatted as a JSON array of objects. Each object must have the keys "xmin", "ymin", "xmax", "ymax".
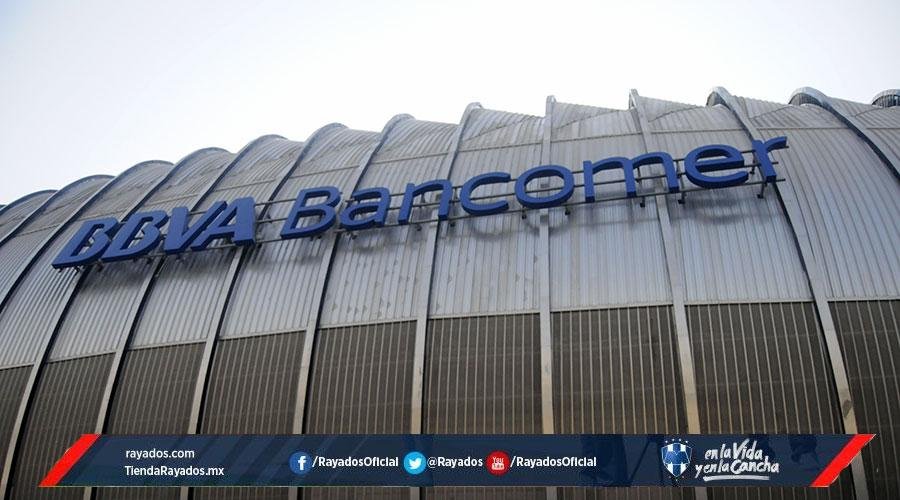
[
  {"xmin": 46, "ymin": 151, "xmax": 238, "ymax": 360},
  {"xmin": 645, "ymin": 111, "xmax": 812, "ymax": 303},
  {"xmin": 737, "ymin": 94, "xmax": 900, "ymax": 299},
  {"xmin": 0, "ymin": 161, "xmax": 172, "ymax": 368},
  {"xmin": 319, "ymin": 120, "xmax": 454, "ymax": 327},
  {"xmin": 548, "ymin": 103, "xmax": 670, "ymax": 310},
  {"xmin": 128, "ymin": 138, "xmax": 305, "ymax": 348},
  {"xmin": 430, "ymin": 109, "xmax": 545, "ymax": 317},
  {"xmin": 0, "ymin": 191, "xmax": 55, "ymax": 242}
]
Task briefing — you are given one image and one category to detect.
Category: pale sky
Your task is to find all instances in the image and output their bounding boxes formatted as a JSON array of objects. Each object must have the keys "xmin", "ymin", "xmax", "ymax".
[{"xmin": 1, "ymin": 0, "xmax": 897, "ymax": 204}]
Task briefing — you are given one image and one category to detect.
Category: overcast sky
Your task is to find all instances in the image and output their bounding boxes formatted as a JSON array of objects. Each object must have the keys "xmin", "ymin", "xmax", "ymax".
[{"xmin": 1, "ymin": 0, "xmax": 897, "ymax": 204}]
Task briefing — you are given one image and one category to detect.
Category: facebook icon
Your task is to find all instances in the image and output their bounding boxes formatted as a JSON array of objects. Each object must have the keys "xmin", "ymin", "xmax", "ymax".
[{"xmin": 289, "ymin": 451, "xmax": 313, "ymax": 475}]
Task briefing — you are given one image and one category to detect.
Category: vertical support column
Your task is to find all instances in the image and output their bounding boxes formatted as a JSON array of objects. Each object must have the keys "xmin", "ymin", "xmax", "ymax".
[
  {"xmin": 537, "ymin": 96, "xmax": 556, "ymax": 436},
  {"xmin": 709, "ymin": 86, "xmax": 869, "ymax": 500},
  {"xmin": 408, "ymin": 103, "xmax": 481, "ymax": 436},
  {"xmin": 628, "ymin": 90, "xmax": 702, "ymax": 435},
  {"xmin": 629, "ymin": 89, "xmax": 707, "ymax": 500},
  {"xmin": 0, "ymin": 160, "xmax": 176, "ymax": 500},
  {"xmin": 538, "ymin": 96, "xmax": 557, "ymax": 500}
]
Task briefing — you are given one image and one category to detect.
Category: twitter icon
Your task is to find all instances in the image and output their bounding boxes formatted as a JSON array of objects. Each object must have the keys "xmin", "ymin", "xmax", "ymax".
[{"xmin": 403, "ymin": 451, "xmax": 427, "ymax": 475}]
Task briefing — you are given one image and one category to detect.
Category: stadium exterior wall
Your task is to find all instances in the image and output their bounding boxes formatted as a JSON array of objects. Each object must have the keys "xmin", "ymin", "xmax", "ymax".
[{"xmin": 0, "ymin": 88, "xmax": 898, "ymax": 500}]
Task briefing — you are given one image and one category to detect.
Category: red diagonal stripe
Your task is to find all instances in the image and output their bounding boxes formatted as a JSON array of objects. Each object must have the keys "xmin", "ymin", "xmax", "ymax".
[
  {"xmin": 810, "ymin": 434, "xmax": 875, "ymax": 487},
  {"xmin": 39, "ymin": 434, "xmax": 100, "ymax": 487}
]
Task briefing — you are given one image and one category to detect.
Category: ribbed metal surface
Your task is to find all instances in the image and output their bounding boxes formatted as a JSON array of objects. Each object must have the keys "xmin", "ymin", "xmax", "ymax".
[
  {"xmin": 95, "ymin": 344, "xmax": 204, "ymax": 500},
  {"xmin": 320, "ymin": 120, "xmax": 453, "ymax": 327},
  {"xmin": 78, "ymin": 161, "xmax": 172, "ymax": 220},
  {"xmin": 424, "ymin": 314, "xmax": 542, "ymax": 433},
  {"xmin": 7, "ymin": 354, "xmax": 111, "ymax": 500},
  {"xmin": 0, "ymin": 191, "xmax": 54, "ymax": 241},
  {"xmin": 140, "ymin": 149, "xmax": 235, "ymax": 212},
  {"xmin": 687, "ymin": 303, "xmax": 852, "ymax": 500},
  {"xmin": 46, "ymin": 151, "xmax": 236, "ymax": 360},
  {"xmin": 193, "ymin": 332, "xmax": 305, "ymax": 500},
  {"xmin": 107, "ymin": 343, "xmax": 204, "ymax": 433},
  {"xmin": 827, "ymin": 96, "xmax": 900, "ymax": 175},
  {"xmin": 128, "ymin": 139, "xmax": 303, "ymax": 348},
  {"xmin": 552, "ymin": 306, "xmax": 686, "ymax": 433},
  {"xmin": 0, "ymin": 177, "xmax": 107, "ymax": 300},
  {"xmin": 0, "ymin": 160, "xmax": 172, "ymax": 368},
  {"xmin": 201, "ymin": 331, "xmax": 304, "ymax": 433},
  {"xmin": 129, "ymin": 249, "xmax": 236, "ymax": 347},
  {"xmin": 831, "ymin": 300, "xmax": 900, "ymax": 499},
  {"xmin": 0, "ymin": 367, "xmax": 29, "ymax": 482},
  {"xmin": 218, "ymin": 131, "xmax": 376, "ymax": 338},
  {"xmin": 430, "ymin": 109, "xmax": 544, "ymax": 316},
  {"xmin": 548, "ymin": 104, "xmax": 669, "ymax": 309},
  {"xmin": 305, "ymin": 322, "xmax": 414, "ymax": 433},
  {"xmin": 644, "ymin": 101, "xmax": 811, "ymax": 303},
  {"xmin": 737, "ymin": 96, "xmax": 900, "ymax": 299}
]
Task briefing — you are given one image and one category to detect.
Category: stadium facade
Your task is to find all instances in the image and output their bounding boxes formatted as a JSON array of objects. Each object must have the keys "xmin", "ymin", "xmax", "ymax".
[{"xmin": 0, "ymin": 87, "xmax": 898, "ymax": 500}]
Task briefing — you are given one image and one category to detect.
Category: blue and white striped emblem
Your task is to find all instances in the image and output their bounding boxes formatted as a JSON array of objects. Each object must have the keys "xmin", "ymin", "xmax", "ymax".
[{"xmin": 661, "ymin": 441, "xmax": 692, "ymax": 478}]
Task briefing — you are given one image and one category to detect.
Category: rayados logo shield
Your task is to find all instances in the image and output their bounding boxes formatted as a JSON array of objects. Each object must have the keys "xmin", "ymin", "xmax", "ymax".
[{"xmin": 661, "ymin": 441, "xmax": 692, "ymax": 478}]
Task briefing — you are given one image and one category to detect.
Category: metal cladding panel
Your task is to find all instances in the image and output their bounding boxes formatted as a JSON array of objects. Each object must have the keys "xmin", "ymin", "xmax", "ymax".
[
  {"xmin": 426, "ymin": 487, "xmax": 548, "ymax": 500},
  {"xmin": 194, "ymin": 142, "xmax": 304, "ymax": 212},
  {"xmin": 320, "ymin": 135, "xmax": 450, "ymax": 327},
  {"xmin": 0, "ymin": 366, "xmax": 29, "ymax": 481},
  {"xmin": 430, "ymin": 125, "xmax": 543, "ymax": 315},
  {"xmin": 0, "ymin": 177, "xmax": 108, "ymax": 298},
  {"xmin": 370, "ymin": 118, "xmax": 455, "ymax": 162},
  {"xmin": 644, "ymin": 98, "xmax": 741, "ymax": 133},
  {"xmin": 831, "ymin": 300, "xmax": 900, "ymax": 499},
  {"xmin": 48, "ymin": 260, "xmax": 154, "ymax": 360},
  {"xmin": 0, "ymin": 159, "xmax": 172, "ymax": 368},
  {"xmin": 688, "ymin": 303, "xmax": 843, "ymax": 432},
  {"xmin": 871, "ymin": 128, "xmax": 900, "ymax": 167},
  {"xmin": 552, "ymin": 102, "xmax": 635, "ymax": 141},
  {"xmin": 129, "ymin": 247, "xmax": 238, "ymax": 347},
  {"xmin": 459, "ymin": 109, "xmax": 542, "ymax": 150},
  {"xmin": 293, "ymin": 129, "xmax": 381, "ymax": 177},
  {"xmin": 20, "ymin": 176, "xmax": 109, "ymax": 232},
  {"xmin": 552, "ymin": 307, "xmax": 686, "ymax": 434},
  {"xmin": 201, "ymin": 331, "xmax": 304, "ymax": 433},
  {"xmin": 0, "ymin": 227, "xmax": 53, "ymax": 299},
  {"xmin": 424, "ymin": 314, "xmax": 542, "ymax": 433},
  {"xmin": 46, "ymin": 149, "xmax": 229, "ymax": 360},
  {"xmin": 548, "ymin": 117, "xmax": 670, "ymax": 310},
  {"xmin": 305, "ymin": 322, "xmax": 414, "ymax": 433},
  {"xmin": 7, "ymin": 354, "xmax": 112, "ymax": 500},
  {"xmin": 829, "ymin": 97, "xmax": 900, "ymax": 128},
  {"xmin": 687, "ymin": 302, "xmax": 853, "ymax": 500},
  {"xmin": 140, "ymin": 150, "xmax": 235, "ymax": 212},
  {"xmin": 743, "ymin": 99, "xmax": 838, "ymax": 129},
  {"xmin": 219, "ymin": 169, "xmax": 356, "ymax": 339},
  {"xmin": 648, "ymin": 125, "xmax": 812, "ymax": 303},
  {"xmin": 208, "ymin": 138, "xmax": 301, "ymax": 191},
  {"xmin": 107, "ymin": 343, "xmax": 204, "ymax": 433},
  {"xmin": 78, "ymin": 161, "xmax": 172, "ymax": 219},
  {"xmin": 0, "ymin": 191, "xmax": 54, "ymax": 241},
  {"xmin": 738, "ymin": 97, "xmax": 900, "ymax": 299}
]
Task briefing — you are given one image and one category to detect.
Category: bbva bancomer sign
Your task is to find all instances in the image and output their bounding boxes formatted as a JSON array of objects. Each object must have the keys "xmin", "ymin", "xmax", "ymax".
[{"xmin": 52, "ymin": 137, "xmax": 788, "ymax": 269}]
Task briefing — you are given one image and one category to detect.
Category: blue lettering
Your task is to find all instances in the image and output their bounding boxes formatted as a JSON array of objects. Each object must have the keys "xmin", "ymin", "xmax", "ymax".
[
  {"xmin": 163, "ymin": 201, "xmax": 227, "ymax": 254},
  {"xmin": 399, "ymin": 180, "xmax": 452, "ymax": 225},
  {"xmin": 281, "ymin": 187, "xmax": 341, "ymax": 239},
  {"xmin": 340, "ymin": 187, "xmax": 390, "ymax": 230},
  {"xmin": 101, "ymin": 210, "xmax": 169, "ymax": 262},
  {"xmin": 190, "ymin": 197, "xmax": 256, "ymax": 250},
  {"xmin": 516, "ymin": 165, "xmax": 574, "ymax": 209},
  {"xmin": 51, "ymin": 218, "xmax": 118, "ymax": 268},
  {"xmin": 751, "ymin": 136, "xmax": 788, "ymax": 182},
  {"xmin": 684, "ymin": 144, "xmax": 747, "ymax": 188},
  {"xmin": 460, "ymin": 172, "xmax": 510, "ymax": 216}
]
